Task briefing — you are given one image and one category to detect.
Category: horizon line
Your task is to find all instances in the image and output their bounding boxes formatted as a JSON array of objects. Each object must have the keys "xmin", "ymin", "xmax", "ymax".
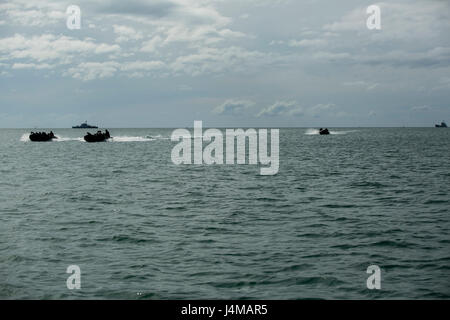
[{"xmin": 0, "ymin": 126, "xmax": 442, "ymax": 129}]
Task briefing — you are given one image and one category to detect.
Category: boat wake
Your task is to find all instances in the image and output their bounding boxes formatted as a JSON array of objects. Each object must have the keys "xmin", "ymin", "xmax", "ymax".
[
  {"xmin": 56, "ymin": 137, "xmax": 84, "ymax": 142},
  {"xmin": 146, "ymin": 134, "xmax": 170, "ymax": 140},
  {"xmin": 111, "ymin": 136, "xmax": 155, "ymax": 142}
]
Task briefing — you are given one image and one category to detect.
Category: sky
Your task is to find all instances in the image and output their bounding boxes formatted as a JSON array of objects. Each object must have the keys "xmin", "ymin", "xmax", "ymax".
[{"xmin": 0, "ymin": 0, "xmax": 449, "ymax": 128}]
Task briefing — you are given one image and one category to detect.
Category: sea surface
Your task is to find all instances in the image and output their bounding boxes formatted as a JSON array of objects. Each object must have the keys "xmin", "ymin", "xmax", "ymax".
[{"xmin": 0, "ymin": 128, "xmax": 449, "ymax": 299}]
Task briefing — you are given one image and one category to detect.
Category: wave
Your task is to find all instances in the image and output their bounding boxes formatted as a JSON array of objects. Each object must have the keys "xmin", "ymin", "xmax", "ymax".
[{"xmin": 20, "ymin": 133, "xmax": 30, "ymax": 142}]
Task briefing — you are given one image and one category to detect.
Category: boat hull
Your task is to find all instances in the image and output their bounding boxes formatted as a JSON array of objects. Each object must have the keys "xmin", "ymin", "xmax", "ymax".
[
  {"xmin": 73, "ymin": 126, "xmax": 98, "ymax": 129},
  {"xmin": 84, "ymin": 133, "xmax": 111, "ymax": 143},
  {"xmin": 29, "ymin": 133, "xmax": 56, "ymax": 142}
]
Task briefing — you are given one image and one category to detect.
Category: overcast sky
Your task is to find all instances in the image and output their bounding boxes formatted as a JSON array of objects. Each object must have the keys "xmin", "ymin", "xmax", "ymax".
[{"xmin": 0, "ymin": 0, "xmax": 449, "ymax": 128}]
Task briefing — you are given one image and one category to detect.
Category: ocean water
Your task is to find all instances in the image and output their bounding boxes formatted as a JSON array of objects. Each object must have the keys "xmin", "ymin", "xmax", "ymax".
[{"xmin": 0, "ymin": 128, "xmax": 449, "ymax": 299}]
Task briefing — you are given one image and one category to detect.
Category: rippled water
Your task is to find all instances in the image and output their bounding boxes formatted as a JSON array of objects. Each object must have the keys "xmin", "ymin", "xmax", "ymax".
[{"xmin": 0, "ymin": 128, "xmax": 449, "ymax": 299}]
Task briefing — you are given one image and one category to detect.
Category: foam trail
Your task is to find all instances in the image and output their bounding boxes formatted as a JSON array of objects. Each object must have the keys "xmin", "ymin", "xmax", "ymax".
[
  {"xmin": 20, "ymin": 133, "xmax": 30, "ymax": 142},
  {"xmin": 111, "ymin": 136, "xmax": 155, "ymax": 142},
  {"xmin": 55, "ymin": 136, "xmax": 84, "ymax": 142},
  {"xmin": 305, "ymin": 129, "xmax": 320, "ymax": 135},
  {"xmin": 330, "ymin": 130, "xmax": 358, "ymax": 135},
  {"xmin": 146, "ymin": 134, "xmax": 170, "ymax": 140}
]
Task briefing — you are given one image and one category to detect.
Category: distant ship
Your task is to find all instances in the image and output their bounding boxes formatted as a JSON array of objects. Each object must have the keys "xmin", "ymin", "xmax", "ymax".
[
  {"xmin": 435, "ymin": 121, "xmax": 447, "ymax": 128},
  {"xmin": 72, "ymin": 121, "xmax": 98, "ymax": 129}
]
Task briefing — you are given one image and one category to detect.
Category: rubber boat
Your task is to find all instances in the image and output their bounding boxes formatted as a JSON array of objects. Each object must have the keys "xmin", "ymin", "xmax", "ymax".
[
  {"xmin": 29, "ymin": 131, "xmax": 57, "ymax": 142},
  {"xmin": 319, "ymin": 128, "xmax": 330, "ymax": 135},
  {"xmin": 84, "ymin": 130, "xmax": 111, "ymax": 142}
]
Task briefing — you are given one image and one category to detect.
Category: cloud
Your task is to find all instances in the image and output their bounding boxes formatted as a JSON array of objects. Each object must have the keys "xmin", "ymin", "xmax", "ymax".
[
  {"xmin": 96, "ymin": 0, "xmax": 176, "ymax": 17},
  {"xmin": 288, "ymin": 39, "xmax": 327, "ymax": 48},
  {"xmin": 170, "ymin": 46, "xmax": 267, "ymax": 76},
  {"xmin": 410, "ymin": 105, "xmax": 432, "ymax": 112},
  {"xmin": 120, "ymin": 60, "xmax": 165, "ymax": 71},
  {"xmin": 93, "ymin": 0, "xmax": 241, "ymax": 50},
  {"xmin": 309, "ymin": 103, "xmax": 336, "ymax": 114},
  {"xmin": 343, "ymin": 81, "xmax": 379, "ymax": 91},
  {"xmin": 0, "ymin": 34, "xmax": 120, "ymax": 63},
  {"xmin": 307, "ymin": 1, "xmax": 450, "ymax": 70},
  {"xmin": 313, "ymin": 47, "xmax": 450, "ymax": 69},
  {"xmin": 363, "ymin": 47, "xmax": 450, "ymax": 68},
  {"xmin": 66, "ymin": 61, "xmax": 120, "ymax": 81},
  {"xmin": 0, "ymin": 0, "xmax": 258, "ymax": 82},
  {"xmin": 0, "ymin": 1, "xmax": 65, "ymax": 26},
  {"xmin": 140, "ymin": 36, "xmax": 164, "ymax": 53},
  {"xmin": 313, "ymin": 51, "xmax": 351, "ymax": 61},
  {"xmin": 213, "ymin": 99, "xmax": 255, "ymax": 115},
  {"xmin": 257, "ymin": 101, "xmax": 302, "ymax": 117},
  {"xmin": 65, "ymin": 60, "xmax": 165, "ymax": 81},
  {"xmin": 113, "ymin": 25, "xmax": 143, "ymax": 43},
  {"xmin": 12, "ymin": 62, "xmax": 53, "ymax": 69},
  {"xmin": 0, "ymin": 0, "xmax": 449, "ymax": 128},
  {"xmin": 432, "ymin": 77, "xmax": 450, "ymax": 91},
  {"xmin": 257, "ymin": 102, "xmax": 338, "ymax": 118},
  {"xmin": 323, "ymin": 6, "xmax": 366, "ymax": 32},
  {"xmin": 324, "ymin": 2, "xmax": 450, "ymax": 42}
]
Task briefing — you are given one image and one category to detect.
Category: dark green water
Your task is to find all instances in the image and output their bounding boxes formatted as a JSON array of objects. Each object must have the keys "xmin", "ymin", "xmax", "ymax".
[{"xmin": 0, "ymin": 128, "xmax": 449, "ymax": 299}]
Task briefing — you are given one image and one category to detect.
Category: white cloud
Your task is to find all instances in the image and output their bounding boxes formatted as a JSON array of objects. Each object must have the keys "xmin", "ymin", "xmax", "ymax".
[
  {"xmin": 0, "ymin": 34, "xmax": 120, "ymax": 63},
  {"xmin": 288, "ymin": 39, "xmax": 327, "ymax": 48},
  {"xmin": 121, "ymin": 60, "xmax": 165, "ymax": 71},
  {"xmin": 323, "ymin": 2, "xmax": 449, "ymax": 42},
  {"xmin": 257, "ymin": 101, "xmax": 301, "ymax": 117},
  {"xmin": 312, "ymin": 47, "xmax": 450, "ymax": 68},
  {"xmin": 170, "ymin": 46, "xmax": 267, "ymax": 76},
  {"xmin": 309, "ymin": 103, "xmax": 336, "ymax": 114},
  {"xmin": 257, "ymin": 102, "xmax": 338, "ymax": 118},
  {"xmin": 65, "ymin": 60, "xmax": 165, "ymax": 81},
  {"xmin": 0, "ymin": 0, "xmax": 65, "ymax": 26},
  {"xmin": 140, "ymin": 36, "xmax": 164, "ymax": 53},
  {"xmin": 66, "ymin": 61, "xmax": 120, "ymax": 81},
  {"xmin": 113, "ymin": 25, "xmax": 143, "ymax": 43},
  {"xmin": 213, "ymin": 99, "xmax": 255, "ymax": 115},
  {"xmin": 12, "ymin": 62, "xmax": 53, "ymax": 69}
]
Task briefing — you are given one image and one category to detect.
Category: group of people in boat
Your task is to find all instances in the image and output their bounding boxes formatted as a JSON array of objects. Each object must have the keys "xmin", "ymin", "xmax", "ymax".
[
  {"xmin": 319, "ymin": 128, "xmax": 330, "ymax": 135},
  {"xmin": 84, "ymin": 130, "xmax": 111, "ymax": 142},
  {"xmin": 29, "ymin": 130, "xmax": 111, "ymax": 142},
  {"xmin": 29, "ymin": 131, "xmax": 57, "ymax": 141}
]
